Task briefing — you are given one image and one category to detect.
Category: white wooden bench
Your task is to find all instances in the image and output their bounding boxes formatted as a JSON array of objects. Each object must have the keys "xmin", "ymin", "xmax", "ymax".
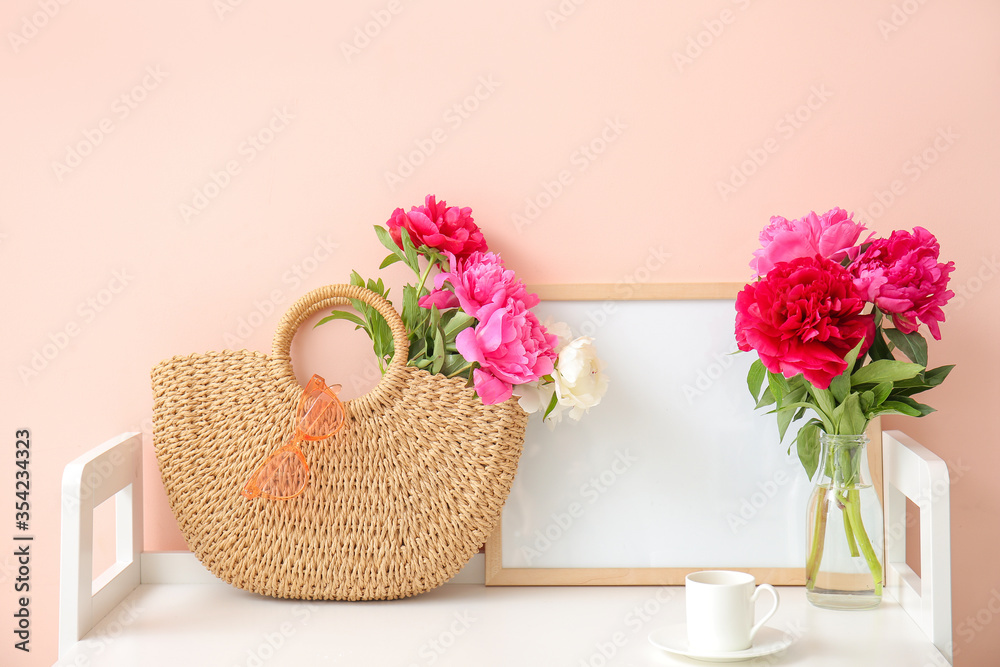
[{"xmin": 57, "ymin": 429, "xmax": 953, "ymax": 665}]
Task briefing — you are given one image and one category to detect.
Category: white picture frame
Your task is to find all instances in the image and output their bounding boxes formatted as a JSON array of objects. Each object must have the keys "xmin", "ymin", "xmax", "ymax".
[{"xmin": 485, "ymin": 283, "xmax": 823, "ymax": 586}]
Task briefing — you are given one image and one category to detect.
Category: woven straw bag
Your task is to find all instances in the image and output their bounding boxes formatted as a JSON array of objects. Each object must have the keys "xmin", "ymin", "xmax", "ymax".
[{"xmin": 151, "ymin": 284, "xmax": 527, "ymax": 600}]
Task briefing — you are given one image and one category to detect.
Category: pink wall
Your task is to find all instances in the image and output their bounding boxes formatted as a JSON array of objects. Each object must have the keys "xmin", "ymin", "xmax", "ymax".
[{"xmin": 3, "ymin": 1, "xmax": 998, "ymax": 664}]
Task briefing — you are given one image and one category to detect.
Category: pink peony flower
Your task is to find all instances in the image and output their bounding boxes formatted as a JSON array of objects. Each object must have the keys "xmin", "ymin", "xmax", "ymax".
[
  {"xmin": 736, "ymin": 255, "xmax": 875, "ymax": 389},
  {"xmin": 850, "ymin": 227, "xmax": 954, "ymax": 340},
  {"xmin": 387, "ymin": 195, "xmax": 488, "ymax": 258},
  {"xmin": 418, "ymin": 251, "xmax": 538, "ymax": 317},
  {"xmin": 455, "ymin": 300, "xmax": 557, "ymax": 405},
  {"xmin": 751, "ymin": 207, "xmax": 870, "ymax": 278}
]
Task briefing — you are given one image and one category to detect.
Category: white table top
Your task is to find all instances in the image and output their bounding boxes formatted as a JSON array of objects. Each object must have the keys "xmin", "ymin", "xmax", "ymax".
[{"xmin": 55, "ymin": 583, "xmax": 947, "ymax": 666}]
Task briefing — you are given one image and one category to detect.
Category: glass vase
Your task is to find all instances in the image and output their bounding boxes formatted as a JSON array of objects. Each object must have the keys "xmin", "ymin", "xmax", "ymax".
[{"xmin": 805, "ymin": 433, "xmax": 884, "ymax": 610}]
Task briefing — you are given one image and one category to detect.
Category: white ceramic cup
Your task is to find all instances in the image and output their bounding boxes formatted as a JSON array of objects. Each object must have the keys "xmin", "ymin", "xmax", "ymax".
[{"xmin": 685, "ymin": 570, "xmax": 780, "ymax": 653}]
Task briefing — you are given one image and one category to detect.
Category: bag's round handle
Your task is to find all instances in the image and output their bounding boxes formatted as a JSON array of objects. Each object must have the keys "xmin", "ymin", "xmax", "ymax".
[{"xmin": 271, "ymin": 284, "xmax": 410, "ymax": 407}]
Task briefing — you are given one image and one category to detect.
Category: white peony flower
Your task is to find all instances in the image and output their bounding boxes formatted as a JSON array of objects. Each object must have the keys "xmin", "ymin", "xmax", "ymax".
[
  {"xmin": 513, "ymin": 381, "xmax": 566, "ymax": 427},
  {"xmin": 553, "ymin": 336, "xmax": 608, "ymax": 420},
  {"xmin": 543, "ymin": 319, "xmax": 573, "ymax": 354}
]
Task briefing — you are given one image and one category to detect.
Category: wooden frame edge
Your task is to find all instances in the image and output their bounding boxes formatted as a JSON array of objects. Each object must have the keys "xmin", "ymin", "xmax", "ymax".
[
  {"xmin": 487, "ymin": 518, "xmax": 802, "ymax": 586},
  {"xmin": 526, "ymin": 282, "xmax": 744, "ymax": 301}
]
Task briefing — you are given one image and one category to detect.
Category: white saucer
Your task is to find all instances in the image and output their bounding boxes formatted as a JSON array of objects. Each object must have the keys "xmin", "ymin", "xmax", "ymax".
[{"xmin": 648, "ymin": 624, "xmax": 794, "ymax": 662}]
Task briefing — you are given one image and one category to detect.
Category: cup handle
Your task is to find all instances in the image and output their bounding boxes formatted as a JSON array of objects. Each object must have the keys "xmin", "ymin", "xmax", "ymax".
[{"xmin": 749, "ymin": 584, "xmax": 779, "ymax": 642}]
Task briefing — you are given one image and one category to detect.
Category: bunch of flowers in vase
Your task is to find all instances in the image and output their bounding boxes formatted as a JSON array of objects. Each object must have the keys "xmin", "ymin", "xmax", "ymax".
[{"xmin": 734, "ymin": 207, "xmax": 955, "ymax": 609}]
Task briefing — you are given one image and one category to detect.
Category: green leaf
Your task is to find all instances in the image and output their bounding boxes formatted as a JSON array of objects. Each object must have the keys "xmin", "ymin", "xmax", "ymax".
[
  {"xmin": 867, "ymin": 328, "xmax": 895, "ymax": 362},
  {"xmin": 778, "ymin": 384, "xmax": 808, "ymax": 439},
  {"xmin": 872, "ymin": 381, "xmax": 893, "ymax": 406},
  {"xmin": 843, "ymin": 339, "xmax": 865, "ymax": 375},
  {"xmin": 366, "ymin": 276, "xmax": 388, "ymax": 298},
  {"xmin": 777, "ymin": 407, "xmax": 795, "ymax": 443},
  {"xmin": 829, "ymin": 373, "xmax": 850, "ymax": 404},
  {"xmin": 431, "ymin": 326, "xmax": 445, "ymax": 375},
  {"xmin": 442, "ymin": 311, "xmax": 476, "ymax": 339},
  {"xmin": 884, "ymin": 328, "xmax": 928, "ymax": 367},
  {"xmin": 542, "ymin": 390, "xmax": 559, "ymax": 420},
  {"xmin": 872, "ymin": 400, "xmax": 923, "ymax": 417},
  {"xmin": 807, "ymin": 384, "xmax": 836, "ymax": 417},
  {"xmin": 796, "ymin": 421, "xmax": 821, "ymax": 480},
  {"xmin": 755, "ymin": 385, "xmax": 777, "ymax": 409},
  {"xmin": 893, "ymin": 395, "xmax": 937, "ymax": 417},
  {"xmin": 428, "ymin": 302, "xmax": 441, "ymax": 331},
  {"xmin": 408, "ymin": 338, "xmax": 427, "ymax": 361},
  {"xmin": 379, "ymin": 253, "xmax": 403, "ymax": 269},
  {"xmin": 441, "ymin": 354, "xmax": 471, "ymax": 377},
  {"xmin": 315, "ymin": 310, "xmax": 366, "ymax": 329},
  {"xmin": 924, "ymin": 364, "xmax": 955, "ymax": 387},
  {"xmin": 839, "ymin": 393, "xmax": 868, "ymax": 436},
  {"xmin": 859, "ymin": 390, "xmax": 875, "ymax": 415},
  {"xmin": 399, "ymin": 224, "xmax": 421, "ymax": 273},
  {"xmin": 354, "ymin": 296, "xmax": 393, "ymax": 363},
  {"xmin": 776, "ymin": 400, "xmax": 833, "ymax": 433},
  {"xmin": 374, "ymin": 224, "xmax": 405, "ymax": 259},
  {"xmin": 767, "ymin": 371, "xmax": 790, "ymax": 406},
  {"xmin": 851, "ymin": 359, "xmax": 924, "ymax": 386},
  {"xmin": 401, "ymin": 285, "xmax": 420, "ymax": 333},
  {"xmin": 747, "ymin": 359, "xmax": 767, "ymax": 402}
]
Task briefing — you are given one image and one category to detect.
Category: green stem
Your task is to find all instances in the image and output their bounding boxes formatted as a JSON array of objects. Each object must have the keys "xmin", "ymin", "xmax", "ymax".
[
  {"xmin": 844, "ymin": 489, "xmax": 883, "ymax": 595},
  {"xmin": 414, "ymin": 258, "xmax": 436, "ymax": 297},
  {"xmin": 806, "ymin": 487, "xmax": 829, "ymax": 590},
  {"xmin": 838, "ymin": 491, "xmax": 860, "ymax": 557}
]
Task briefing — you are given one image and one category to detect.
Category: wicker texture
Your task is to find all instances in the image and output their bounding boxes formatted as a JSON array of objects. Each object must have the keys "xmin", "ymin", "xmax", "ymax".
[{"xmin": 152, "ymin": 284, "xmax": 527, "ymax": 600}]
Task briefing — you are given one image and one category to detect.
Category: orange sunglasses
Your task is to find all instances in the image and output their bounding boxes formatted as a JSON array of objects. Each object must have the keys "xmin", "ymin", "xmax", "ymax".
[{"xmin": 241, "ymin": 374, "xmax": 346, "ymax": 500}]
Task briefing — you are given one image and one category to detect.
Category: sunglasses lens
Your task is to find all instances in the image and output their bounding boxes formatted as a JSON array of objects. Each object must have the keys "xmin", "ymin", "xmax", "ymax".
[
  {"xmin": 298, "ymin": 378, "xmax": 345, "ymax": 439},
  {"xmin": 241, "ymin": 444, "xmax": 308, "ymax": 500}
]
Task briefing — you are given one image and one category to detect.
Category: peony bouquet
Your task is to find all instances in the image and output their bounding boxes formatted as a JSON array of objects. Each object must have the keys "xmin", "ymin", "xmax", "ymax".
[
  {"xmin": 321, "ymin": 195, "xmax": 607, "ymax": 422},
  {"xmin": 735, "ymin": 207, "xmax": 954, "ymax": 600}
]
